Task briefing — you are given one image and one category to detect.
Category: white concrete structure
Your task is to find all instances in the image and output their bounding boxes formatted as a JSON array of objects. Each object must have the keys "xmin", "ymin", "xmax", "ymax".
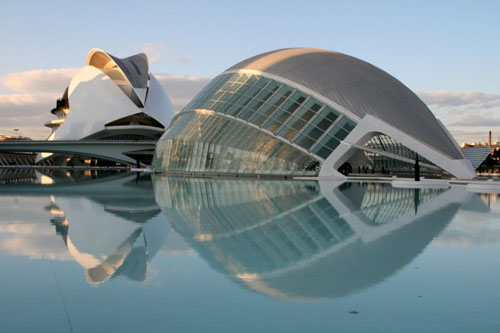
[
  {"xmin": 319, "ymin": 114, "xmax": 475, "ymax": 179},
  {"xmin": 38, "ymin": 49, "xmax": 174, "ymax": 164}
]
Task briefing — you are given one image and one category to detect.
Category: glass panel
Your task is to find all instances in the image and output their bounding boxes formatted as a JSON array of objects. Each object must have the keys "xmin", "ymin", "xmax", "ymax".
[
  {"xmin": 254, "ymin": 77, "xmax": 270, "ymax": 88},
  {"xmin": 250, "ymin": 90, "xmax": 290, "ymax": 126},
  {"xmin": 237, "ymin": 73, "xmax": 248, "ymax": 83},
  {"xmin": 254, "ymin": 89, "xmax": 275, "ymax": 103},
  {"xmin": 312, "ymin": 136, "xmax": 340, "ymax": 159},
  {"xmin": 263, "ymin": 81, "xmax": 280, "ymax": 93},
  {"xmin": 228, "ymin": 73, "xmax": 240, "ymax": 82},
  {"xmin": 278, "ymin": 100, "xmax": 323, "ymax": 140},
  {"xmin": 153, "ymin": 111, "xmax": 320, "ymax": 176},
  {"xmin": 326, "ymin": 117, "xmax": 357, "ymax": 141},
  {"xmin": 246, "ymin": 75, "xmax": 258, "ymax": 85},
  {"xmin": 228, "ymin": 82, "xmax": 241, "ymax": 93},
  {"xmin": 294, "ymin": 133, "xmax": 316, "ymax": 150},
  {"xmin": 263, "ymin": 92, "xmax": 307, "ymax": 132}
]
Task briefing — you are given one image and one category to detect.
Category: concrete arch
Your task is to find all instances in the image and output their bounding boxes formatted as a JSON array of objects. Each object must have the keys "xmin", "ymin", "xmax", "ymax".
[{"xmin": 319, "ymin": 115, "xmax": 475, "ymax": 179}]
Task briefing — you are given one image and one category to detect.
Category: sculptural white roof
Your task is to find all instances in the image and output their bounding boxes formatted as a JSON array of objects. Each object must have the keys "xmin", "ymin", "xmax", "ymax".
[{"xmin": 40, "ymin": 48, "xmax": 174, "ymax": 147}]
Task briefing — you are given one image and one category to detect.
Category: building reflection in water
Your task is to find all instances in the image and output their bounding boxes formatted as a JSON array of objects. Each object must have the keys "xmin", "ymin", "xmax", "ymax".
[
  {"xmin": 153, "ymin": 176, "xmax": 473, "ymax": 301},
  {"xmin": 43, "ymin": 173, "xmax": 169, "ymax": 285},
  {"xmin": 2, "ymin": 170, "xmax": 490, "ymax": 293}
]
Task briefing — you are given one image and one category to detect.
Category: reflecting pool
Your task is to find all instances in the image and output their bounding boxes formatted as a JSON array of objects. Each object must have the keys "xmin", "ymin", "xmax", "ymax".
[{"xmin": 0, "ymin": 172, "xmax": 499, "ymax": 332}]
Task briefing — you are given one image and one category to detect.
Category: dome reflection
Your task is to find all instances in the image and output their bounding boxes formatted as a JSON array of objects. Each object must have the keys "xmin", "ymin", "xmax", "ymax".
[
  {"xmin": 153, "ymin": 176, "xmax": 470, "ymax": 301},
  {"xmin": 46, "ymin": 173, "xmax": 168, "ymax": 285}
]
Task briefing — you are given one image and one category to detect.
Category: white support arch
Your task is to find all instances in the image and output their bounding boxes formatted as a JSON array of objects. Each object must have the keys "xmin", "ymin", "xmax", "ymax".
[{"xmin": 319, "ymin": 114, "xmax": 476, "ymax": 179}]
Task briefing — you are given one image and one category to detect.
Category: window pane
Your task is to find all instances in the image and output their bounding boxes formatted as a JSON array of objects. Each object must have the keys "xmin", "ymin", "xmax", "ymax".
[{"xmin": 255, "ymin": 77, "xmax": 270, "ymax": 88}]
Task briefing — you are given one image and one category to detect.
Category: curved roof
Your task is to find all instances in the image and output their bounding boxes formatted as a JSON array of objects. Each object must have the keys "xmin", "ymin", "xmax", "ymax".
[
  {"xmin": 86, "ymin": 49, "xmax": 149, "ymax": 107},
  {"xmin": 86, "ymin": 48, "xmax": 149, "ymax": 89},
  {"xmin": 227, "ymin": 48, "xmax": 463, "ymax": 159}
]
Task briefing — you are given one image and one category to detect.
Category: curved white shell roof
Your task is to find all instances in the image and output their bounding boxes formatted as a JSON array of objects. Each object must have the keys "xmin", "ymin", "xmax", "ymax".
[
  {"xmin": 227, "ymin": 48, "xmax": 463, "ymax": 159},
  {"xmin": 86, "ymin": 48, "xmax": 149, "ymax": 89},
  {"xmin": 52, "ymin": 50, "xmax": 174, "ymax": 141}
]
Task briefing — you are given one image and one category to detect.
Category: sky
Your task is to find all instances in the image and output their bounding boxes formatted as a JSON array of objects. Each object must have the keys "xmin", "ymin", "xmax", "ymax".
[{"xmin": 0, "ymin": 0, "xmax": 499, "ymax": 144}]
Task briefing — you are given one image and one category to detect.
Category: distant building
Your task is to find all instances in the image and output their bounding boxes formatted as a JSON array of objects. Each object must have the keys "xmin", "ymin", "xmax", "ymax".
[
  {"xmin": 153, "ymin": 48, "xmax": 475, "ymax": 179},
  {"xmin": 461, "ymin": 132, "xmax": 500, "ymax": 174},
  {"xmin": 0, "ymin": 135, "xmax": 31, "ymax": 141},
  {"xmin": 38, "ymin": 49, "xmax": 175, "ymax": 166}
]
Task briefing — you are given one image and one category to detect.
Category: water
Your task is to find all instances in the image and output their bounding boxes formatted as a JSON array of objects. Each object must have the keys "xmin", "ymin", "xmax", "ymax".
[{"xmin": 0, "ymin": 172, "xmax": 499, "ymax": 332}]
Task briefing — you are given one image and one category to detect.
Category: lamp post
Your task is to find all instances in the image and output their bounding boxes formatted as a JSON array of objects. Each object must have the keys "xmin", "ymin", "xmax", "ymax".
[{"xmin": 414, "ymin": 153, "xmax": 420, "ymax": 181}]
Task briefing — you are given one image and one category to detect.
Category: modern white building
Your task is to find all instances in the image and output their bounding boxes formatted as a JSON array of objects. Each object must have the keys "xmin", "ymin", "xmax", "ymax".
[
  {"xmin": 153, "ymin": 48, "xmax": 475, "ymax": 179},
  {"xmin": 39, "ymin": 48, "xmax": 175, "ymax": 165}
]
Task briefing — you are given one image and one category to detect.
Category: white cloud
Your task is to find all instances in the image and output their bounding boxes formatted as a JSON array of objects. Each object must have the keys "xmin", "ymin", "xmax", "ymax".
[
  {"xmin": 142, "ymin": 42, "xmax": 165, "ymax": 63},
  {"xmin": 0, "ymin": 196, "xmax": 71, "ymax": 261},
  {"xmin": 0, "ymin": 68, "xmax": 78, "ymax": 93},
  {"xmin": 171, "ymin": 56, "xmax": 192, "ymax": 64},
  {"xmin": 417, "ymin": 90, "xmax": 500, "ymax": 143},
  {"xmin": 417, "ymin": 90, "xmax": 500, "ymax": 109},
  {"xmin": 448, "ymin": 113, "xmax": 500, "ymax": 127},
  {"xmin": 155, "ymin": 73, "xmax": 211, "ymax": 112},
  {"xmin": 0, "ymin": 93, "xmax": 38, "ymax": 105},
  {"xmin": 434, "ymin": 197, "xmax": 500, "ymax": 246},
  {"xmin": 0, "ymin": 92, "xmax": 56, "ymax": 138},
  {"xmin": 0, "ymin": 233, "xmax": 71, "ymax": 261},
  {"xmin": 0, "ymin": 68, "xmax": 78, "ymax": 138}
]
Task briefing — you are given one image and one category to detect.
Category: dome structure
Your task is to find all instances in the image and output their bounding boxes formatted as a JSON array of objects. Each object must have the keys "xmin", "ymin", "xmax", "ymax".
[
  {"xmin": 39, "ymin": 48, "xmax": 175, "ymax": 165},
  {"xmin": 153, "ymin": 48, "xmax": 474, "ymax": 179}
]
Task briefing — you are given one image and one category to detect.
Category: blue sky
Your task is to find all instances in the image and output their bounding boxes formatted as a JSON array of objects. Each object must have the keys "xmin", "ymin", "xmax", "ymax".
[{"xmin": 0, "ymin": 0, "xmax": 499, "ymax": 142}]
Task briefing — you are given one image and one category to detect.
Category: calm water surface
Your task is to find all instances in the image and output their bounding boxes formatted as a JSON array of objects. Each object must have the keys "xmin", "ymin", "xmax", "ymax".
[{"xmin": 0, "ymin": 171, "xmax": 499, "ymax": 332}]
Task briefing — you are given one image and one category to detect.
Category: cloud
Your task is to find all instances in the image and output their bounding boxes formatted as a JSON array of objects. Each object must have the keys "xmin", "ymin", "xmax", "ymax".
[
  {"xmin": 0, "ymin": 196, "xmax": 71, "ymax": 261},
  {"xmin": 434, "ymin": 198, "xmax": 500, "ymax": 246},
  {"xmin": 155, "ymin": 73, "xmax": 211, "ymax": 112},
  {"xmin": 0, "ymin": 68, "xmax": 78, "ymax": 138},
  {"xmin": 1, "ymin": 235, "xmax": 71, "ymax": 261},
  {"xmin": 171, "ymin": 56, "xmax": 192, "ymax": 64},
  {"xmin": 0, "ymin": 91, "xmax": 56, "ymax": 138},
  {"xmin": 417, "ymin": 91, "xmax": 500, "ymax": 143},
  {"xmin": 0, "ymin": 93, "xmax": 38, "ymax": 106},
  {"xmin": 448, "ymin": 113, "xmax": 500, "ymax": 127},
  {"xmin": 142, "ymin": 42, "xmax": 165, "ymax": 63},
  {"xmin": 417, "ymin": 91, "xmax": 500, "ymax": 109},
  {"xmin": 0, "ymin": 68, "xmax": 78, "ymax": 93}
]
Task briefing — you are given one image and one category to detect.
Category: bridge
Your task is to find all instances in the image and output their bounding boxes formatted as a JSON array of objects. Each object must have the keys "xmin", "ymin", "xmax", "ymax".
[{"xmin": 0, "ymin": 140, "xmax": 157, "ymax": 166}]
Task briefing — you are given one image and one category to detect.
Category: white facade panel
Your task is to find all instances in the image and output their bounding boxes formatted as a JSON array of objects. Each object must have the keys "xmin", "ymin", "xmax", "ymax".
[
  {"xmin": 144, "ymin": 74, "xmax": 175, "ymax": 128},
  {"xmin": 55, "ymin": 66, "xmax": 141, "ymax": 140}
]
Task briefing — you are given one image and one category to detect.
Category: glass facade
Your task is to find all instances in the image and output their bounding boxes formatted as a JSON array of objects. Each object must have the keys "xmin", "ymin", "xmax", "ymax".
[
  {"xmin": 154, "ymin": 177, "xmax": 356, "ymax": 275},
  {"xmin": 357, "ymin": 183, "xmax": 443, "ymax": 225},
  {"xmin": 153, "ymin": 111, "xmax": 320, "ymax": 176},
  {"xmin": 155, "ymin": 72, "xmax": 358, "ymax": 175},
  {"xmin": 153, "ymin": 178, "xmax": 442, "ymax": 280},
  {"xmin": 364, "ymin": 134, "xmax": 439, "ymax": 172}
]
